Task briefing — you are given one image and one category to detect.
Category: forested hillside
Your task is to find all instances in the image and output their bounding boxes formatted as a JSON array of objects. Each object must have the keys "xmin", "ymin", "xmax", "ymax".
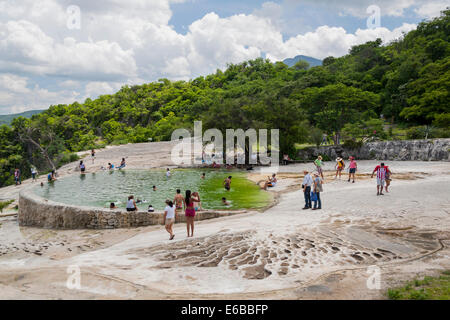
[{"xmin": 0, "ymin": 10, "xmax": 449, "ymax": 187}]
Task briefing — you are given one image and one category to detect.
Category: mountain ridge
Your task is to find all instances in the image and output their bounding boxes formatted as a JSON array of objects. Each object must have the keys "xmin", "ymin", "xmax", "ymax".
[
  {"xmin": 282, "ymin": 55, "xmax": 323, "ymax": 68},
  {"xmin": 0, "ymin": 110, "xmax": 45, "ymax": 126}
]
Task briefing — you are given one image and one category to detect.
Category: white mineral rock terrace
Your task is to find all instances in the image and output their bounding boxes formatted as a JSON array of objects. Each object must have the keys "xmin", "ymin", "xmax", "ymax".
[{"xmin": 0, "ymin": 141, "xmax": 449, "ymax": 299}]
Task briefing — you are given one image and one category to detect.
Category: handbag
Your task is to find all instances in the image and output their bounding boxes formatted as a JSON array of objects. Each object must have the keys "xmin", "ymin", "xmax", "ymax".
[{"xmin": 311, "ymin": 191, "xmax": 318, "ymax": 201}]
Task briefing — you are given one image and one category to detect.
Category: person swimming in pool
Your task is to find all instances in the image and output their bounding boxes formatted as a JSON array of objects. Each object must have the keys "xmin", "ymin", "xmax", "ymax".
[
  {"xmin": 126, "ymin": 195, "xmax": 137, "ymax": 211},
  {"xmin": 79, "ymin": 160, "xmax": 86, "ymax": 173},
  {"xmin": 223, "ymin": 176, "xmax": 232, "ymax": 191},
  {"xmin": 118, "ymin": 158, "xmax": 126, "ymax": 170},
  {"xmin": 222, "ymin": 197, "xmax": 230, "ymax": 206}
]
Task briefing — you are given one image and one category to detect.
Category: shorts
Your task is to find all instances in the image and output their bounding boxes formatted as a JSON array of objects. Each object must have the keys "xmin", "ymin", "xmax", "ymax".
[
  {"xmin": 165, "ymin": 218, "xmax": 174, "ymax": 226},
  {"xmin": 349, "ymin": 168, "xmax": 356, "ymax": 173},
  {"xmin": 126, "ymin": 208, "xmax": 136, "ymax": 212},
  {"xmin": 185, "ymin": 208, "xmax": 196, "ymax": 217},
  {"xmin": 317, "ymin": 167, "xmax": 322, "ymax": 174},
  {"xmin": 268, "ymin": 182, "xmax": 276, "ymax": 187},
  {"xmin": 81, "ymin": 168, "xmax": 85, "ymax": 172},
  {"xmin": 377, "ymin": 178, "xmax": 385, "ymax": 186},
  {"xmin": 225, "ymin": 186, "xmax": 230, "ymax": 191}
]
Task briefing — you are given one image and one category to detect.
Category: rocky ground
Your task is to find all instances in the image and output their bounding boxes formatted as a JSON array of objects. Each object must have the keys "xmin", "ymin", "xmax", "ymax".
[{"xmin": 0, "ymin": 142, "xmax": 449, "ymax": 299}]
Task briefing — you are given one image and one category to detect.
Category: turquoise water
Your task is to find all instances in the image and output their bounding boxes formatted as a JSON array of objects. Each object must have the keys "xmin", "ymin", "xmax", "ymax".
[{"xmin": 33, "ymin": 169, "xmax": 271, "ymax": 210}]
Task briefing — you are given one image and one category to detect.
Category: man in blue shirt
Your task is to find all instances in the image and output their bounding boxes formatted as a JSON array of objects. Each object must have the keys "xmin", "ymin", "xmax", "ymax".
[{"xmin": 302, "ymin": 170, "xmax": 313, "ymax": 209}]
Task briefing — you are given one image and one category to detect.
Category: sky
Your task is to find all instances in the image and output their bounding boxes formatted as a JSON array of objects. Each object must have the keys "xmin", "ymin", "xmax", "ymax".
[{"xmin": 0, "ymin": 0, "xmax": 448, "ymax": 114}]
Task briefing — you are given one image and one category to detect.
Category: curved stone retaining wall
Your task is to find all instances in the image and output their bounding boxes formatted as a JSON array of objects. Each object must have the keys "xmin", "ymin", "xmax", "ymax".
[{"xmin": 18, "ymin": 188, "xmax": 247, "ymax": 229}]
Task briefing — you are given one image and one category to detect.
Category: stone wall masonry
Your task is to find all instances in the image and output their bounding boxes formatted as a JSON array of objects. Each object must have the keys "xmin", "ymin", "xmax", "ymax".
[
  {"xmin": 297, "ymin": 138, "xmax": 450, "ymax": 162},
  {"xmin": 18, "ymin": 187, "xmax": 247, "ymax": 229}
]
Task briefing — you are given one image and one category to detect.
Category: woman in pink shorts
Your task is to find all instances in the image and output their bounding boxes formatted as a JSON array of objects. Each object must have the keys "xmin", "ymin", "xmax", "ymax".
[{"xmin": 184, "ymin": 190, "xmax": 197, "ymax": 237}]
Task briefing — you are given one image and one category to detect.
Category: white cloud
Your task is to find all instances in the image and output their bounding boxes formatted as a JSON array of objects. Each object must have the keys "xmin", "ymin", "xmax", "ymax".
[
  {"xmin": 266, "ymin": 23, "xmax": 417, "ymax": 61},
  {"xmin": 0, "ymin": 73, "xmax": 79, "ymax": 113},
  {"xmin": 59, "ymin": 80, "xmax": 81, "ymax": 88},
  {"xmin": 0, "ymin": 20, "xmax": 137, "ymax": 80},
  {"xmin": 287, "ymin": 0, "xmax": 438, "ymax": 18},
  {"xmin": 84, "ymin": 81, "xmax": 122, "ymax": 99},
  {"xmin": 415, "ymin": 1, "xmax": 449, "ymax": 18}
]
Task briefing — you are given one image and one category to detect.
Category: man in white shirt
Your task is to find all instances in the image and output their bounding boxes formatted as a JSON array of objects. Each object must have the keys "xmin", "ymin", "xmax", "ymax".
[{"xmin": 302, "ymin": 170, "xmax": 313, "ymax": 209}]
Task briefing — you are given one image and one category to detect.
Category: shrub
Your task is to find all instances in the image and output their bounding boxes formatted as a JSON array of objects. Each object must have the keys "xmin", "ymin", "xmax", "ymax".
[
  {"xmin": 0, "ymin": 200, "xmax": 14, "ymax": 213},
  {"xmin": 343, "ymin": 139, "xmax": 363, "ymax": 149},
  {"xmin": 309, "ymin": 128, "xmax": 323, "ymax": 147},
  {"xmin": 57, "ymin": 151, "xmax": 80, "ymax": 167},
  {"xmin": 387, "ymin": 289, "xmax": 401, "ymax": 300},
  {"xmin": 406, "ymin": 126, "xmax": 450, "ymax": 140}
]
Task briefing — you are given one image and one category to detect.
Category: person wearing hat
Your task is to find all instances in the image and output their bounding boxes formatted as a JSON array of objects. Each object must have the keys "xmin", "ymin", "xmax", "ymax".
[
  {"xmin": 314, "ymin": 156, "xmax": 324, "ymax": 179},
  {"xmin": 335, "ymin": 157, "xmax": 345, "ymax": 180},
  {"xmin": 348, "ymin": 156, "xmax": 357, "ymax": 183},
  {"xmin": 302, "ymin": 170, "xmax": 313, "ymax": 209},
  {"xmin": 312, "ymin": 172, "xmax": 323, "ymax": 210}
]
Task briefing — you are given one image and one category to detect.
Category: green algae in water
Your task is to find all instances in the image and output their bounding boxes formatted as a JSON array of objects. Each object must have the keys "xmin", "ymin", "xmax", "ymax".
[{"xmin": 33, "ymin": 169, "xmax": 271, "ymax": 211}]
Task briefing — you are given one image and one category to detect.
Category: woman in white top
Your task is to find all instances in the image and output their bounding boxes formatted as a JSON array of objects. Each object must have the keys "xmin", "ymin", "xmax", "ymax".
[
  {"xmin": 126, "ymin": 195, "xmax": 137, "ymax": 212},
  {"xmin": 164, "ymin": 200, "xmax": 176, "ymax": 240}
]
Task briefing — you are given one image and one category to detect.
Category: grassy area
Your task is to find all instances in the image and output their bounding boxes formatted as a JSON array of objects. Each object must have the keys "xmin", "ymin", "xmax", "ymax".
[
  {"xmin": 387, "ymin": 270, "xmax": 450, "ymax": 300},
  {"xmin": 390, "ymin": 127, "xmax": 408, "ymax": 140},
  {"xmin": 294, "ymin": 143, "xmax": 316, "ymax": 150},
  {"xmin": 0, "ymin": 200, "xmax": 14, "ymax": 213}
]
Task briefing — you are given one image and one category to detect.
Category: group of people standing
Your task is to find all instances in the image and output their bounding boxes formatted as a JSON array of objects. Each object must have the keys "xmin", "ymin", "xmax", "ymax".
[
  {"xmin": 13, "ymin": 167, "xmax": 54, "ymax": 186},
  {"xmin": 302, "ymin": 155, "xmax": 393, "ymax": 209},
  {"xmin": 334, "ymin": 156, "xmax": 358, "ymax": 182},
  {"xmin": 123, "ymin": 187, "xmax": 203, "ymax": 240},
  {"xmin": 302, "ymin": 170, "xmax": 323, "ymax": 210}
]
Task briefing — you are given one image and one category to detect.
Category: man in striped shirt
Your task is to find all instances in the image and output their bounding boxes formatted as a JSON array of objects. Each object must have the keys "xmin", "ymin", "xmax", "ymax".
[{"xmin": 371, "ymin": 163, "xmax": 390, "ymax": 196}]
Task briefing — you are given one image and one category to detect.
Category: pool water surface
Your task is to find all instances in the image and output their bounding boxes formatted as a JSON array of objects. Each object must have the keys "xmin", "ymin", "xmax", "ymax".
[{"xmin": 33, "ymin": 169, "xmax": 272, "ymax": 211}]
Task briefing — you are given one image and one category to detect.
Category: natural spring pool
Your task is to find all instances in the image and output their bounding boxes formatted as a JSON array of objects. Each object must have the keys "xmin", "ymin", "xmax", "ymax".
[{"xmin": 33, "ymin": 169, "xmax": 272, "ymax": 211}]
